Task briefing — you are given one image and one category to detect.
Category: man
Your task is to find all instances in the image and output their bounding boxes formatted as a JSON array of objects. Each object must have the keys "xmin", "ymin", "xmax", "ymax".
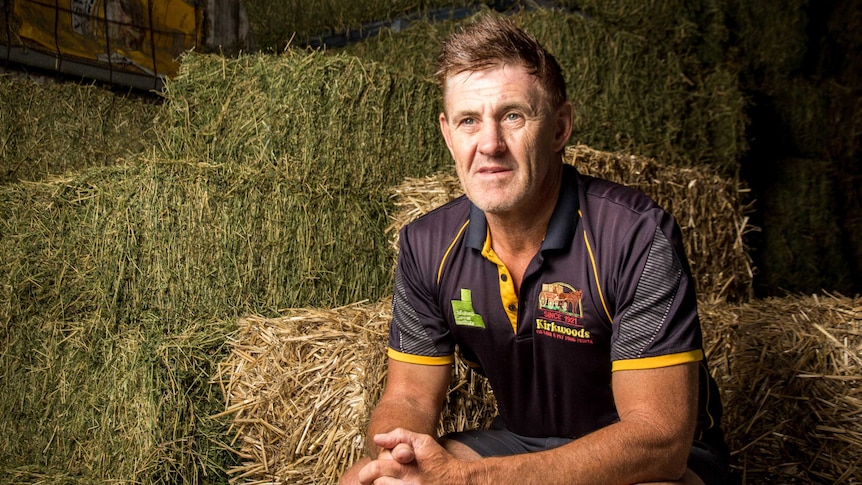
[{"xmin": 340, "ymin": 13, "xmax": 730, "ymax": 485}]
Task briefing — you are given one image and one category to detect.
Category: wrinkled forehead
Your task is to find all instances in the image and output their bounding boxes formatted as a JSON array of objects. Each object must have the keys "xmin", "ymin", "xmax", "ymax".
[{"xmin": 441, "ymin": 64, "xmax": 550, "ymax": 113}]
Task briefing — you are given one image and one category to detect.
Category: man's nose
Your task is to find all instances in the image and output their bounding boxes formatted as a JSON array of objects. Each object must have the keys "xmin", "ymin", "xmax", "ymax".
[{"xmin": 477, "ymin": 121, "xmax": 506, "ymax": 156}]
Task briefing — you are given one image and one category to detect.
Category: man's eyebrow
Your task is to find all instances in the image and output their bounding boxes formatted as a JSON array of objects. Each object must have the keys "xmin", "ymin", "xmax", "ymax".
[
  {"xmin": 448, "ymin": 108, "xmax": 480, "ymax": 120},
  {"xmin": 500, "ymin": 100, "xmax": 539, "ymax": 116},
  {"xmin": 451, "ymin": 101, "xmax": 536, "ymax": 119}
]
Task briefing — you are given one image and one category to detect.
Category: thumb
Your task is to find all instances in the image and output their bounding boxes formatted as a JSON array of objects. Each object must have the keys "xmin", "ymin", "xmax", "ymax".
[{"xmin": 373, "ymin": 428, "xmax": 425, "ymax": 451}]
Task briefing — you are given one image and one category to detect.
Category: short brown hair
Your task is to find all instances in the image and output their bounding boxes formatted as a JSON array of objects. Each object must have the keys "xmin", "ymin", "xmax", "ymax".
[{"xmin": 435, "ymin": 14, "xmax": 567, "ymax": 108}]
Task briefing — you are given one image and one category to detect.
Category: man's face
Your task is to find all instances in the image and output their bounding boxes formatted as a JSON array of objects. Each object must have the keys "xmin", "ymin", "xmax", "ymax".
[{"xmin": 439, "ymin": 65, "xmax": 571, "ymax": 217}]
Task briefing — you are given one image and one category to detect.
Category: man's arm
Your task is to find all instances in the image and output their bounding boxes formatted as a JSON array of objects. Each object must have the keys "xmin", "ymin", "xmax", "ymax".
[
  {"xmin": 365, "ymin": 358, "xmax": 452, "ymax": 458},
  {"xmin": 364, "ymin": 361, "xmax": 700, "ymax": 485}
]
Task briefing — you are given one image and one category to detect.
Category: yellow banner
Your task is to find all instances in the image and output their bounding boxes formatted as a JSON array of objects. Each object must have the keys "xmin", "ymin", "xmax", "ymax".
[{"xmin": 14, "ymin": 0, "xmax": 200, "ymax": 78}]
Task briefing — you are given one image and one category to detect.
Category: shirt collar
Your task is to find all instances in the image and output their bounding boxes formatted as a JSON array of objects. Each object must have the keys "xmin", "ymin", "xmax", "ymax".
[{"xmin": 464, "ymin": 164, "xmax": 581, "ymax": 252}]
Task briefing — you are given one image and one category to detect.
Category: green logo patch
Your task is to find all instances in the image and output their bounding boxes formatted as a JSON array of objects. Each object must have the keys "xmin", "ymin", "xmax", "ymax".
[{"xmin": 452, "ymin": 288, "xmax": 486, "ymax": 328}]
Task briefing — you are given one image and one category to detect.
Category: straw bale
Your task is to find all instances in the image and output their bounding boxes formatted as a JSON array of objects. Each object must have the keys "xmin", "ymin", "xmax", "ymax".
[
  {"xmin": 0, "ymin": 75, "xmax": 159, "ymax": 184},
  {"xmin": 215, "ymin": 300, "xmax": 496, "ymax": 484},
  {"xmin": 701, "ymin": 293, "xmax": 862, "ymax": 483},
  {"xmin": 387, "ymin": 145, "xmax": 754, "ymax": 303},
  {"xmin": 155, "ymin": 50, "xmax": 450, "ymax": 191},
  {"xmin": 218, "ymin": 292, "xmax": 862, "ymax": 484},
  {"xmin": 339, "ymin": 7, "xmax": 746, "ymax": 173},
  {"xmin": 213, "ymin": 301, "xmax": 389, "ymax": 483}
]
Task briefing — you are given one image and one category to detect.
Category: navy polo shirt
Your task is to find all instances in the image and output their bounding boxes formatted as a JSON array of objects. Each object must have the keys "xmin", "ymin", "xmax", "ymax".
[{"xmin": 388, "ymin": 164, "xmax": 724, "ymax": 447}]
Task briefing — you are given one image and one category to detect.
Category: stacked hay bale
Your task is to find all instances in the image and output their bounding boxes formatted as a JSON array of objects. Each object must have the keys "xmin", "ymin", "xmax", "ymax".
[
  {"xmin": 339, "ymin": 7, "xmax": 746, "ymax": 174},
  {"xmin": 721, "ymin": 0, "xmax": 862, "ymax": 296},
  {"xmin": 0, "ymin": 75, "xmax": 159, "ymax": 184},
  {"xmin": 241, "ymin": 0, "xmax": 485, "ymax": 51},
  {"xmin": 3, "ymin": 3, "xmax": 857, "ymax": 485},
  {"xmin": 155, "ymin": 50, "xmax": 448, "ymax": 192},
  {"xmin": 0, "ymin": 50, "xmax": 449, "ymax": 482}
]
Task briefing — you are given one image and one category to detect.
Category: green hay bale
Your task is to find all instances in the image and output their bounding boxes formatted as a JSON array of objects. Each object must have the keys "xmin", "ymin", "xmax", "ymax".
[
  {"xmin": 765, "ymin": 75, "xmax": 862, "ymax": 162},
  {"xmin": 155, "ymin": 50, "xmax": 450, "ymax": 190},
  {"xmin": 0, "ymin": 156, "xmax": 398, "ymax": 480},
  {"xmin": 0, "ymin": 76, "xmax": 159, "ymax": 184},
  {"xmin": 336, "ymin": 18, "xmax": 455, "ymax": 81},
  {"xmin": 0, "ymin": 160, "xmax": 395, "ymax": 326},
  {"xmin": 555, "ymin": 0, "xmax": 728, "ymax": 58},
  {"xmin": 242, "ymin": 0, "xmax": 485, "ymax": 51},
  {"xmin": 338, "ymin": 8, "xmax": 747, "ymax": 173},
  {"xmin": 720, "ymin": 0, "xmax": 810, "ymax": 79},
  {"xmin": 0, "ymin": 312, "xmax": 236, "ymax": 483},
  {"xmin": 754, "ymin": 157, "xmax": 856, "ymax": 295}
]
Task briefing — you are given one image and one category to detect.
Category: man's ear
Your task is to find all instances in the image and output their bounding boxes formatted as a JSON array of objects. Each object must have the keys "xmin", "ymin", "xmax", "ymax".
[
  {"xmin": 439, "ymin": 112, "xmax": 454, "ymax": 154},
  {"xmin": 553, "ymin": 101, "xmax": 574, "ymax": 152}
]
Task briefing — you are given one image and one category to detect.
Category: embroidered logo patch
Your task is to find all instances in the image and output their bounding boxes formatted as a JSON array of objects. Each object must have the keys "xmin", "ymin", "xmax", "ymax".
[
  {"xmin": 535, "ymin": 282, "xmax": 593, "ymax": 344},
  {"xmin": 452, "ymin": 288, "xmax": 486, "ymax": 328},
  {"xmin": 538, "ymin": 282, "xmax": 583, "ymax": 317}
]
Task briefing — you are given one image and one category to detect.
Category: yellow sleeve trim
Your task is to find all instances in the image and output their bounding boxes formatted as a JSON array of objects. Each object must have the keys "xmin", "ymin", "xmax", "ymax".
[
  {"xmin": 438, "ymin": 220, "xmax": 471, "ymax": 285},
  {"xmin": 612, "ymin": 349, "xmax": 704, "ymax": 372},
  {"xmin": 580, "ymin": 211, "xmax": 613, "ymax": 326},
  {"xmin": 388, "ymin": 348, "xmax": 455, "ymax": 366}
]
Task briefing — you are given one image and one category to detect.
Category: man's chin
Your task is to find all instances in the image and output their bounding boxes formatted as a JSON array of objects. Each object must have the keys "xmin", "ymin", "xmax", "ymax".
[{"xmin": 468, "ymin": 197, "xmax": 519, "ymax": 216}]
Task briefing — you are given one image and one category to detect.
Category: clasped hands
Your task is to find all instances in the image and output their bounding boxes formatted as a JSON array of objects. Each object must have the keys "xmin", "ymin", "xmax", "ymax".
[{"xmin": 357, "ymin": 428, "xmax": 465, "ymax": 485}]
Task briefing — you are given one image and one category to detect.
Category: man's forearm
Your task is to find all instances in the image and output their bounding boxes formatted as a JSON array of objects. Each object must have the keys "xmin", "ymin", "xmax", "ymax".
[
  {"xmin": 460, "ymin": 418, "xmax": 691, "ymax": 485},
  {"xmin": 364, "ymin": 359, "xmax": 452, "ymax": 458},
  {"xmin": 365, "ymin": 396, "xmax": 442, "ymax": 458}
]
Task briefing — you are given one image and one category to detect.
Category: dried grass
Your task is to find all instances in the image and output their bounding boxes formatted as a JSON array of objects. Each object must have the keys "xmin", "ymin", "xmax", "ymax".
[
  {"xmin": 214, "ymin": 300, "xmax": 496, "ymax": 484},
  {"xmin": 0, "ymin": 312, "xmax": 235, "ymax": 484},
  {"xmin": 0, "ymin": 157, "xmax": 394, "ymax": 482},
  {"xmin": 217, "ymin": 293, "xmax": 862, "ymax": 484},
  {"xmin": 701, "ymin": 292, "xmax": 862, "ymax": 483},
  {"xmin": 0, "ymin": 75, "xmax": 158, "ymax": 184},
  {"xmin": 155, "ymin": 50, "xmax": 449, "ymax": 191},
  {"xmin": 213, "ymin": 301, "xmax": 388, "ymax": 484}
]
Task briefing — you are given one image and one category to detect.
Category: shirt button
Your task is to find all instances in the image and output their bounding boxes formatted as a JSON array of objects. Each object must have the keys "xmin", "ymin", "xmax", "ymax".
[
  {"xmin": 508, "ymin": 304, "xmax": 517, "ymax": 312},
  {"xmin": 501, "ymin": 274, "xmax": 508, "ymax": 282}
]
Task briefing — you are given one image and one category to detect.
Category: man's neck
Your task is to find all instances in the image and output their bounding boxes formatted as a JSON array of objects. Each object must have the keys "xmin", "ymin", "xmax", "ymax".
[
  {"xmin": 486, "ymin": 166, "xmax": 562, "ymax": 255},
  {"xmin": 485, "ymin": 185, "xmax": 560, "ymax": 294},
  {"xmin": 486, "ymin": 209, "xmax": 551, "ymax": 257}
]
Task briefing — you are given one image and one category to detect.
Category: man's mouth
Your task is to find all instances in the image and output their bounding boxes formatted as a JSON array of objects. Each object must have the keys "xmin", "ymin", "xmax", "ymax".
[{"xmin": 477, "ymin": 165, "xmax": 511, "ymax": 175}]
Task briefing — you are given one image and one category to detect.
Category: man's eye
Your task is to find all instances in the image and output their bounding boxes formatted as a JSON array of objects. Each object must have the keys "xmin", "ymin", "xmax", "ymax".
[
  {"xmin": 462, "ymin": 118, "xmax": 475, "ymax": 125},
  {"xmin": 506, "ymin": 113, "xmax": 521, "ymax": 121}
]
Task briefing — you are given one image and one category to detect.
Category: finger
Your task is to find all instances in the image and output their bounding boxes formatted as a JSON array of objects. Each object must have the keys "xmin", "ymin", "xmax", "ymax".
[
  {"xmin": 371, "ymin": 478, "xmax": 405, "ymax": 485},
  {"xmin": 357, "ymin": 457, "xmax": 405, "ymax": 484},
  {"xmin": 390, "ymin": 442, "xmax": 416, "ymax": 464},
  {"xmin": 376, "ymin": 449, "xmax": 394, "ymax": 461}
]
